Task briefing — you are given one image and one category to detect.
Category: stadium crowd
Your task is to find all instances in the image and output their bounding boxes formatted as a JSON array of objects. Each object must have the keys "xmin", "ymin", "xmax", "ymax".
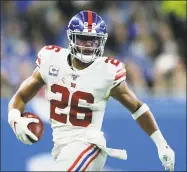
[{"xmin": 1, "ymin": 1, "xmax": 186, "ymax": 98}]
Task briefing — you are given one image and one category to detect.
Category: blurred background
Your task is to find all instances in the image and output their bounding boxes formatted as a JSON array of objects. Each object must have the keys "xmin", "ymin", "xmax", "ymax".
[{"xmin": 1, "ymin": 1, "xmax": 186, "ymax": 171}]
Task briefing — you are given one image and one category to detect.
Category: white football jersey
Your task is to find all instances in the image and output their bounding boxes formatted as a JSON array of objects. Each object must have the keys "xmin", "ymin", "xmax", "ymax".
[{"xmin": 36, "ymin": 45, "xmax": 126, "ymax": 147}]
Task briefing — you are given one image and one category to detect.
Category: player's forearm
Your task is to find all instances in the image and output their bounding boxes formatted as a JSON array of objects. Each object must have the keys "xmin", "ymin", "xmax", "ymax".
[
  {"xmin": 136, "ymin": 111, "xmax": 159, "ymax": 136},
  {"xmin": 8, "ymin": 70, "xmax": 45, "ymax": 114},
  {"xmin": 8, "ymin": 92, "xmax": 27, "ymax": 128},
  {"xmin": 132, "ymin": 105, "xmax": 168, "ymax": 148},
  {"xmin": 8, "ymin": 93, "xmax": 26, "ymax": 113}
]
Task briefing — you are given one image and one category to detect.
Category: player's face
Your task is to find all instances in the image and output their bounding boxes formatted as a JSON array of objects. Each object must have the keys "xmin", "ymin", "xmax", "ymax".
[{"xmin": 76, "ymin": 35, "xmax": 100, "ymax": 55}]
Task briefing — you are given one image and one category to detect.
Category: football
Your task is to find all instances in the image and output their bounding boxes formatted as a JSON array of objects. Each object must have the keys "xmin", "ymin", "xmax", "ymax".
[{"xmin": 22, "ymin": 112, "xmax": 44, "ymax": 143}]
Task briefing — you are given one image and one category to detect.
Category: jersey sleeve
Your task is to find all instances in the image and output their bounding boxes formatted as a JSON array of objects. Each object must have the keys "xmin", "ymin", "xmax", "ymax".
[
  {"xmin": 112, "ymin": 62, "xmax": 126, "ymax": 88},
  {"xmin": 35, "ymin": 46, "xmax": 49, "ymax": 83},
  {"xmin": 35, "ymin": 46, "xmax": 46, "ymax": 68},
  {"xmin": 104, "ymin": 58, "xmax": 127, "ymax": 99}
]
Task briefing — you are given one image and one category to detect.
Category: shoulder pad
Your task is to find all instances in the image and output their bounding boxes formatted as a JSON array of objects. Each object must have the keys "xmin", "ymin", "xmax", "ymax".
[
  {"xmin": 104, "ymin": 57, "xmax": 126, "ymax": 88},
  {"xmin": 104, "ymin": 57, "xmax": 121, "ymax": 67},
  {"xmin": 36, "ymin": 45, "xmax": 63, "ymax": 67}
]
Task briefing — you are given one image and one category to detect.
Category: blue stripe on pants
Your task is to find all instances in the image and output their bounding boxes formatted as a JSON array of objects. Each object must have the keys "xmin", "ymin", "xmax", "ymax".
[{"xmin": 75, "ymin": 147, "xmax": 98, "ymax": 171}]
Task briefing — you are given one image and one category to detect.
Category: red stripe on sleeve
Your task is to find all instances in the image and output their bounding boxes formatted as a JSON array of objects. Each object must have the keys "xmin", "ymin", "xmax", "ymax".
[
  {"xmin": 88, "ymin": 11, "xmax": 92, "ymax": 32},
  {"xmin": 37, "ymin": 57, "xmax": 41, "ymax": 65},
  {"xmin": 116, "ymin": 68, "xmax": 125, "ymax": 73},
  {"xmin": 115, "ymin": 71, "xmax": 126, "ymax": 81}
]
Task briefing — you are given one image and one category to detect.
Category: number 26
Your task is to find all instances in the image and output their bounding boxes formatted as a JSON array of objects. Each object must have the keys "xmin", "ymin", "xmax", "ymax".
[{"xmin": 50, "ymin": 84, "xmax": 94, "ymax": 127}]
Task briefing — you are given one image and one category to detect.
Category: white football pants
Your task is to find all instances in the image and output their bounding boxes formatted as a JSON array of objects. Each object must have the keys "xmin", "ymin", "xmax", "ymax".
[{"xmin": 52, "ymin": 140, "xmax": 107, "ymax": 171}]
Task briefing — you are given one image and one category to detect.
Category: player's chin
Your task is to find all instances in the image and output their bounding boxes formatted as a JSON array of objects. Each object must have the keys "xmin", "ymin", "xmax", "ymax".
[
  {"xmin": 75, "ymin": 54, "xmax": 93, "ymax": 66},
  {"xmin": 82, "ymin": 52, "xmax": 93, "ymax": 56},
  {"xmin": 77, "ymin": 48, "xmax": 94, "ymax": 55}
]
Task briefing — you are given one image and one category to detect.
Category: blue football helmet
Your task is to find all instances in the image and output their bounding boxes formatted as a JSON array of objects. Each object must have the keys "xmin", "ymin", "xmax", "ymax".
[{"xmin": 67, "ymin": 10, "xmax": 108, "ymax": 63}]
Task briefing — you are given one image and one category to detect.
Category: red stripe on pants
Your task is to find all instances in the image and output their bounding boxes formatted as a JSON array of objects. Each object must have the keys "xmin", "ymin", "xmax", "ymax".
[
  {"xmin": 68, "ymin": 144, "xmax": 94, "ymax": 172},
  {"xmin": 82, "ymin": 149, "xmax": 101, "ymax": 171}
]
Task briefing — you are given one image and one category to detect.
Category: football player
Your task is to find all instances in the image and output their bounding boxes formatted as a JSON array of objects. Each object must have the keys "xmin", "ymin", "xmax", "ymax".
[{"xmin": 8, "ymin": 10, "xmax": 175, "ymax": 171}]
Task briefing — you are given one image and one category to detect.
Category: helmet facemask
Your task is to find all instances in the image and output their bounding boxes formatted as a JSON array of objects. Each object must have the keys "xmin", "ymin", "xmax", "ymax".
[{"xmin": 67, "ymin": 30, "xmax": 108, "ymax": 63}]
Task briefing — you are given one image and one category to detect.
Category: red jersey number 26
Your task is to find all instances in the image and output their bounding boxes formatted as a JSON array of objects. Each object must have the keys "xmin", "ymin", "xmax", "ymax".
[{"xmin": 50, "ymin": 84, "xmax": 94, "ymax": 127}]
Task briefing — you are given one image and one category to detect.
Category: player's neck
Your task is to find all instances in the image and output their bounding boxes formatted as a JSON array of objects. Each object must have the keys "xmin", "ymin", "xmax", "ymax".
[{"xmin": 71, "ymin": 57, "xmax": 92, "ymax": 70}]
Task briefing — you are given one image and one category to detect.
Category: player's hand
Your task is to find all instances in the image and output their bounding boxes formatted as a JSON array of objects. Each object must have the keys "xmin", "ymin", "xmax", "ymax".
[
  {"xmin": 8, "ymin": 109, "xmax": 39, "ymax": 145},
  {"xmin": 13, "ymin": 117, "xmax": 39, "ymax": 144},
  {"xmin": 158, "ymin": 145, "xmax": 175, "ymax": 171}
]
